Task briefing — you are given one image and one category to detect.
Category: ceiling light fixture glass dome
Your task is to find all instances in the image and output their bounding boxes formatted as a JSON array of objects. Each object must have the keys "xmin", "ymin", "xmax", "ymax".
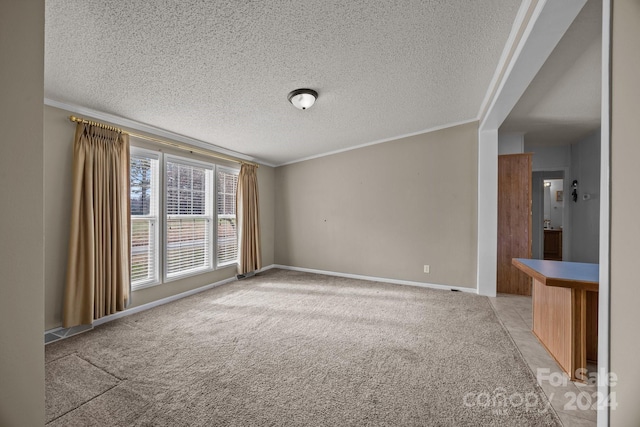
[{"xmin": 288, "ymin": 88, "xmax": 318, "ymax": 110}]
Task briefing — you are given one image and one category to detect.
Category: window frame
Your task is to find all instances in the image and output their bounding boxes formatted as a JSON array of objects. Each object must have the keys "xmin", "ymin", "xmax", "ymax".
[
  {"xmin": 216, "ymin": 165, "xmax": 240, "ymax": 268},
  {"xmin": 163, "ymin": 154, "xmax": 216, "ymax": 282},
  {"xmin": 130, "ymin": 147, "xmax": 161, "ymax": 290}
]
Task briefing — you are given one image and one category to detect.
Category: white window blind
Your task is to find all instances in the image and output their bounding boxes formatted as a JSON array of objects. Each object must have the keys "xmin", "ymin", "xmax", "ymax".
[
  {"xmin": 130, "ymin": 151, "xmax": 159, "ymax": 288},
  {"xmin": 166, "ymin": 158, "xmax": 213, "ymax": 278},
  {"xmin": 216, "ymin": 168, "xmax": 239, "ymax": 266}
]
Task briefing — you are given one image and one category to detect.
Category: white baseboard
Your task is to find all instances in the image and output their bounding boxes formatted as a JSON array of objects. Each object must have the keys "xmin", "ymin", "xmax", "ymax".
[
  {"xmin": 93, "ymin": 275, "xmax": 238, "ymax": 327},
  {"xmin": 45, "ymin": 264, "xmax": 475, "ymax": 341},
  {"xmin": 270, "ymin": 264, "xmax": 477, "ymax": 294},
  {"xmin": 45, "ymin": 274, "xmax": 239, "ymax": 338},
  {"xmin": 257, "ymin": 264, "xmax": 277, "ymax": 273}
]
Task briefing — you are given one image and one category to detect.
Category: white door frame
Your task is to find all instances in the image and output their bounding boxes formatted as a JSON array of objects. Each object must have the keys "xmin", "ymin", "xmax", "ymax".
[
  {"xmin": 476, "ymin": 0, "xmax": 611, "ymax": 425},
  {"xmin": 477, "ymin": 0, "xmax": 587, "ymax": 296},
  {"xmin": 597, "ymin": 1, "xmax": 611, "ymax": 425}
]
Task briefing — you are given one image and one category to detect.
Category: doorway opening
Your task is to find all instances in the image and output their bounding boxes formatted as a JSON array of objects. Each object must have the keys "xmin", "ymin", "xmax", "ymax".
[{"xmin": 532, "ymin": 170, "xmax": 568, "ymax": 261}]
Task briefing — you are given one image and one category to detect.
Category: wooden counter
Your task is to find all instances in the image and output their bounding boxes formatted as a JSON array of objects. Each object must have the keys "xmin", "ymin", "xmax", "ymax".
[{"xmin": 512, "ymin": 258, "xmax": 599, "ymax": 381}]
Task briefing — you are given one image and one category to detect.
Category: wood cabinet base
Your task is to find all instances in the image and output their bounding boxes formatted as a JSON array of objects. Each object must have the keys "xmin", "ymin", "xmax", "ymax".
[{"xmin": 532, "ymin": 279, "xmax": 597, "ymax": 381}]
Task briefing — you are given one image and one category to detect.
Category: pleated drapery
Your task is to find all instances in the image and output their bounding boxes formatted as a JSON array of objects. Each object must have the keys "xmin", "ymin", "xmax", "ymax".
[
  {"xmin": 236, "ymin": 164, "xmax": 261, "ymax": 275},
  {"xmin": 63, "ymin": 123, "xmax": 131, "ymax": 328}
]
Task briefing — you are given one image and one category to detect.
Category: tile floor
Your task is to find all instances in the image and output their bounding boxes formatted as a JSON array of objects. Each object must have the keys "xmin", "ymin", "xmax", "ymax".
[{"xmin": 489, "ymin": 293, "xmax": 598, "ymax": 427}]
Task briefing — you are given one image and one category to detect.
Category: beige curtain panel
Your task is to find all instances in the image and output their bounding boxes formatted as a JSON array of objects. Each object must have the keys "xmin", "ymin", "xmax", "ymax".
[
  {"xmin": 63, "ymin": 123, "xmax": 131, "ymax": 328},
  {"xmin": 237, "ymin": 164, "xmax": 261, "ymax": 275}
]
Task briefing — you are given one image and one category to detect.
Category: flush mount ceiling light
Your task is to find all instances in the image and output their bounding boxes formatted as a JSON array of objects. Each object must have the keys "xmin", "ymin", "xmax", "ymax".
[{"xmin": 288, "ymin": 88, "xmax": 318, "ymax": 110}]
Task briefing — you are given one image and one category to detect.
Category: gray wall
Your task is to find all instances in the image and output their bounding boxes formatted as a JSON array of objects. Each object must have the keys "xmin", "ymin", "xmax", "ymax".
[
  {"xmin": 526, "ymin": 145, "xmax": 571, "ymax": 260},
  {"xmin": 526, "ymin": 144, "xmax": 571, "ymax": 171},
  {"xmin": 531, "ymin": 172, "xmax": 544, "ymax": 259},
  {"xmin": 0, "ymin": 1, "xmax": 45, "ymax": 425},
  {"xmin": 569, "ymin": 130, "xmax": 600, "ymax": 263},
  {"xmin": 610, "ymin": 1, "xmax": 640, "ymax": 423},
  {"xmin": 43, "ymin": 105, "xmax": 276, "ymax": 330},
  {"xmin": 498, "ymin": 132, "xmax": 524, "ymax": 154},
  {"xmin": 526, "ymin": 137, "xmax": 602, "ymax": 264},
  {"xmin": 274, "ymin": 122, "xmax": 479, "ymax": 288}
]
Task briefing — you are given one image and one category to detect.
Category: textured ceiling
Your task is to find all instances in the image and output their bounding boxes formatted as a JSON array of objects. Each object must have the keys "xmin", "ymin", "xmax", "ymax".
[
  {"xmin": 45, "ymin": 0, "xmax": 522, "ymax": 165},
  {"xmin": 501, "ymin": 0, "xmax": 602, "ymax": 147}
]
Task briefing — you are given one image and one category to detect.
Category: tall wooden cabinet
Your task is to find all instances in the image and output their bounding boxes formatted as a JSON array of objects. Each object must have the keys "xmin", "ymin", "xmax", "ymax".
[{"xmin": 497, "ymin": 153, "xmax": 532, "ymax": 295}]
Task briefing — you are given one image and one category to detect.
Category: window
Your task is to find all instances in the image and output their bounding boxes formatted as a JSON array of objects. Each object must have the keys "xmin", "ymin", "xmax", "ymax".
[
  {"xmin": 217, "ymin": 168, "xmax": 239, "ymax": 266},
  {"xmin": 130, "ymin": 149, "xmax": 159, "ymax": 289},
  {"xmin": 130, "ymin": 149, "xmax": 239, "ymax": 288},
  {"xmin": 165, "ymin": 157, "xmax": 214, "ymax": 278}
]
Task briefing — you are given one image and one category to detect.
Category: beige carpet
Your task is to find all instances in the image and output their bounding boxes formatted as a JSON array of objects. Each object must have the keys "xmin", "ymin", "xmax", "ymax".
[{"xmin": 46, "ymin": 269, "xmax": 560, "ymax": 426}]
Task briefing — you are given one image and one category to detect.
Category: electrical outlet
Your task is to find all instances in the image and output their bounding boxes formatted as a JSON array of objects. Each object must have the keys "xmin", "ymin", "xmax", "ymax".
[{"xmin": 423, "ymin": 265, "xmax": 430, "ymax": 273}]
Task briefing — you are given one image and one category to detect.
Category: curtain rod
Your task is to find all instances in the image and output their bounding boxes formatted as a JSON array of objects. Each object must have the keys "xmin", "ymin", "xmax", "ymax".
[{"xmin": 69, "ymin": 115, "xmax": 258, "ymax": 168}]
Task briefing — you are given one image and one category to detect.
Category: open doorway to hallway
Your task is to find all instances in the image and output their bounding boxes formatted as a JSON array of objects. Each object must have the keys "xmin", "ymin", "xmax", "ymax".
[{"xmin": 532, "ymin": 172, "xmax": 566, "ymax": 260}]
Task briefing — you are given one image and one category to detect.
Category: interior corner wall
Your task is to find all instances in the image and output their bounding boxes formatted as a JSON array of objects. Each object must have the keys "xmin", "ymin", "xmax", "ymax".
[
  {"xmin": 43, "ymin": 105, "xmax": 276, "ymax": 330},
  {"xmin": 274, "ymin": 122, "xmax": 479, "ymax": 288},
  {"xmin": 610, "ymin": 0, "xmax": 640, "ymax": 424},
  {"xmin": 569, "ymin": 129, "xmax": 600, "ymax": 263},
  {"xmin": 0, "ymin": 1, "xmax": 45, "ymax": 426}
]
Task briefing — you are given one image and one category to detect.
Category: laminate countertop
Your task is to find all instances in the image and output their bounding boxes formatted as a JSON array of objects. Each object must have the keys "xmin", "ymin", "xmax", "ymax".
[{"xmin": 512, "ymin": 258, "xmax": 599, "ymax": 292}]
